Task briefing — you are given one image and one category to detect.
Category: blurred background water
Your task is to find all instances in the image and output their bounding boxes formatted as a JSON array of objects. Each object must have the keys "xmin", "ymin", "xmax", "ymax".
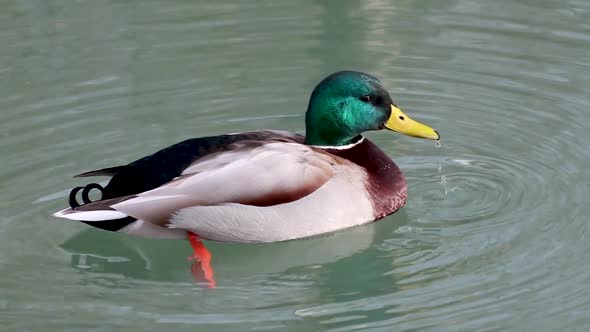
[{"xmin": 1, "ymin": 0, "xmax": 590, "ymax": 331}]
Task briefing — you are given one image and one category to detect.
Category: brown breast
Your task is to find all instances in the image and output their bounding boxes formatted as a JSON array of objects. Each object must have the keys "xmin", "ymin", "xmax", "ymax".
[{"xmin": 324, "ymin": 138, "xmax": 407, "ymax": 219}]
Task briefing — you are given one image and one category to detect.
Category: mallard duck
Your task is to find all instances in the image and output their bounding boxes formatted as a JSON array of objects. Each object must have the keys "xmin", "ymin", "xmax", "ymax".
[{"xmin": 53, "ymin": 71, "xmax": 439, "ymax": 245}]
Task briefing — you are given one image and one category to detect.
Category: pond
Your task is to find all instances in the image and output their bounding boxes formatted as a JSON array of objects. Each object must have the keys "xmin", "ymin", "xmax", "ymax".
[{"xmin": 1, "ymin": 0, "xmax": 589, "ymax": 330}]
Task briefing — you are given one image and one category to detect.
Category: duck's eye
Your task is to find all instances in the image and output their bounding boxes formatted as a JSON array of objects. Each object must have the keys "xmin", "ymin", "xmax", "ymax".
[{"xmin": 360, "ymin": 95, "xmax": 371, "ymax": 103}]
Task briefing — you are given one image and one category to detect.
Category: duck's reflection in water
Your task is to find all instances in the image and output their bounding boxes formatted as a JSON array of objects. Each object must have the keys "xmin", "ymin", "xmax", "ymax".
[{"xmin": 61, "ymin": 211, "xmax": 408, "ymax": 289}]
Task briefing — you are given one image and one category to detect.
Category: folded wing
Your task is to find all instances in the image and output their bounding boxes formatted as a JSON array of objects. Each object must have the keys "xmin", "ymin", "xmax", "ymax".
[{"xmin": 88, "ymin": 142, "xmax": 335, "ymax": 226}]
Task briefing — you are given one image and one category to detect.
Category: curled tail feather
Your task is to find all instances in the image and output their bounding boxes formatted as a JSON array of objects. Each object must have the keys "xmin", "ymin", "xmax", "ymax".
[{"xmin": 68, "ymin": 183, "xmax": 105, "ymax": 208}]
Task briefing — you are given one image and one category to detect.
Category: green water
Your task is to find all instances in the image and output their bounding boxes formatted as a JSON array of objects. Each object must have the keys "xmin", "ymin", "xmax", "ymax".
[{"xmin": 2, "ymin": 0, "xmax": 590, "ymax": 331}]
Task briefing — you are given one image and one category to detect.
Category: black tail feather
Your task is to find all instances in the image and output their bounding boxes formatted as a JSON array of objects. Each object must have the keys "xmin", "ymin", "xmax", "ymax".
[
  {"xmin": 78, "ymin": 216, "xmax": 136, "ymax": 232},
  {"xmin": 69, "ymin": 183, "xmax": 105, "ymax": 209},
  {"xmin": 73, "ymin": 166, "xmax": 127, "ymax": 178}
]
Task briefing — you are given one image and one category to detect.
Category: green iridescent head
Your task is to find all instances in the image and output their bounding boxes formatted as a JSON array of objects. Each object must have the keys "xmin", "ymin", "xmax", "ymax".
[{"xmin": 304, "ymin": 71, "xmax": 439, "ymax": 146}]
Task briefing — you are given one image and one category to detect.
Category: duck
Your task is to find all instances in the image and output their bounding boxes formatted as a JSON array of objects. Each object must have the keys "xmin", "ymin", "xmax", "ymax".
[{"xmin": 53, "ymin": 71, "xmax": 439, "ymax": 246}]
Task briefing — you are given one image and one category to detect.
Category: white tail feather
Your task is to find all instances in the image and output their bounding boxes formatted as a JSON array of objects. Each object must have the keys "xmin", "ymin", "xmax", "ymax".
[{"xmin": 53, "ymin": 208, "xmax": 128, "ymax": 221}]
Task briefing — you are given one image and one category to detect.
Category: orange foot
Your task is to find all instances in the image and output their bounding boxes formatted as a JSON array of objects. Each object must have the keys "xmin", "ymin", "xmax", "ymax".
[{"xmin": 187, "ymin": 232, "xmax": 216, "ymax": 288}]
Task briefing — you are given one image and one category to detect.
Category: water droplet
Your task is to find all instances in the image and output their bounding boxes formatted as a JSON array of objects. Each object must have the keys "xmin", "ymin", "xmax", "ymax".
[
  {"xmin": 435, "ymin": 140, "xmax": 442, "ymax": 148},
  {"xmin": 440, "ymin": 174, "xmax": 449, "ymax": 196}
]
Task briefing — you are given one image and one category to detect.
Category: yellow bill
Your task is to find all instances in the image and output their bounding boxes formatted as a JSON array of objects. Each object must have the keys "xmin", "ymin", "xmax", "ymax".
[{"xmin": 384, "ymin": 105, "xmax": 439, "ymax": 140}]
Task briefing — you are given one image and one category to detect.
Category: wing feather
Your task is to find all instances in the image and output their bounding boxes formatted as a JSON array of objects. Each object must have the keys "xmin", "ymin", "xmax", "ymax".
[{"xmin": 110, "ymin": 142, "xmax": 336, "ymax": 224}]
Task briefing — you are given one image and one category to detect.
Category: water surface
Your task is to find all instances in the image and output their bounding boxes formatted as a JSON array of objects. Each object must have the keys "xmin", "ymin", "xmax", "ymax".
[{"xmin": 1, "ymin": 0, "xmax": 590, "ymax": 331}]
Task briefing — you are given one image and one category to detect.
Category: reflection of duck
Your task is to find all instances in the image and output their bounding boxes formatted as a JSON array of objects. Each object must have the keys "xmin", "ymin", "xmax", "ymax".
[{"xmin": 60, "ymin": 211, "xmax": 408, "ymax": 287}]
